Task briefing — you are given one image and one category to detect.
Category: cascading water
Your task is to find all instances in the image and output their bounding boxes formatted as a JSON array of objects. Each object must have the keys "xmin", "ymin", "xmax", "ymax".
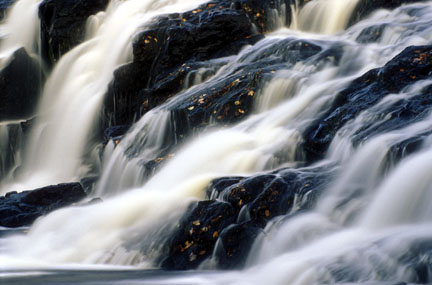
[
  {"xmin": 291, "ymin": 0, "xmax": 360, "ymax": 34},
  {"xmin": 0, "ymin": 0, "xmax": 209, "ymax": 193},
  {"xmin": 2, "ymin": 0, "xmax": 432, "ymax": 284},
  {"xmin": 0, "ymin": 0, "xmax": 41, "ymax": 61}
]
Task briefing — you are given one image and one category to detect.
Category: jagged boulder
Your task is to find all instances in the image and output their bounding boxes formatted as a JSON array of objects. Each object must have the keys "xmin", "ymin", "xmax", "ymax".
[
  {"xmin": 38, "ymin": 0, "xmax": 109, "ymax": 66},
  {"xmin": 0, "ymin": 182, "xmax": 86, "ymax": 228},
  {"xmin": 166, "ymin": 39, "xmax": 323, "ymax": 138},
  {"xmin": 104, "ymin": 3, "xmax": 260, "ymax": 127},
  {"xmin": 161, "ymin": 165, "xmax": 332, "ymax": 270},
  {"xmin": 303, "ymin": 45, "xmax": 432, "ymax": 162},
  {"xmin": 0, "ymin": 48, "xmax": 42, "ymax": 121},
  {"xmin": 161, "ymin": 200, "xmax": 236, "ymax": 270},
  {"xmin": 214, "ymin": 221, "xmax": 261, "ymax": 269}
]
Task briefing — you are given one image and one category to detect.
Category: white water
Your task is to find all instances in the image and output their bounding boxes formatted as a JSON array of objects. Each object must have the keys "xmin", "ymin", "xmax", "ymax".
[
  {"xmin": 0, "ymin": 0, "xmax": 41, "ymax": 66},
  {"xmin": 0, "ymin": 0, "xmax": 208, "ymax": 193},
  {"xmin": 291, "ymin": 0, "xmax": 360, "ymax": 34},
  {"xmin": 2, "ymin": 1, "xmax": 432, "ymax": 284}
]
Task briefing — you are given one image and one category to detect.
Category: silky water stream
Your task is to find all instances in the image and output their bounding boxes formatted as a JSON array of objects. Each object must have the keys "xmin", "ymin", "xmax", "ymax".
[{"xmin": 2, "ymin": 0, "xmax": 432, "ymax": 284}]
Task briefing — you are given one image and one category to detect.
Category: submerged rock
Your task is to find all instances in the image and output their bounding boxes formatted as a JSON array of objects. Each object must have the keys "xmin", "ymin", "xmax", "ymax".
[
  {"xmin": 0, "ymin": 48, "xmax": 42, "ymax": 121},
  {"xmin": 0, "ymin": 182, "xmax": 86, "ymax": 228},
  {"xmin": 39, "ymin": 0, "xmax": 109, "ymax": 66},
  {"xmin": 303, "ymin": 45, "xmax": 432, "ymax": 162},
  {"xmin": 348, "ymin": 0, "xmax": 429, "ymax": 26}
]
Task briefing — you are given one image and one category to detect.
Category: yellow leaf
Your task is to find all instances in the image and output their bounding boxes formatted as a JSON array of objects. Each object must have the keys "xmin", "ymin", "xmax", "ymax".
[{"xmin": 192, "ymin": 220, "xmax": 200, "ymax": 226}]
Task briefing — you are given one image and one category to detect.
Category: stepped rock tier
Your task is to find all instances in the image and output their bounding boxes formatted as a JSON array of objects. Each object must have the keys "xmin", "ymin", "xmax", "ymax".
[{"xmin": 1, "ymin": 0, "xmax": 432, "ymax": 284}]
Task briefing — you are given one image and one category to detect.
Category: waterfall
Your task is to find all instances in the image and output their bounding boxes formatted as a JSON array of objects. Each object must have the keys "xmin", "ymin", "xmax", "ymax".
[
  {"xmin": 0, "ymin": 0, "xmax": 41, "ymax": 62},
  {"xmin": 291, "ymin": 0, "xmax": 361, "ymax": 34},
  {"xmin": 2, "ymin": 0, "xmax": 208, "ymax": 192},
  {"xmin": 2, "ymin": 0, "xmax": 432, "ymax": 284}
]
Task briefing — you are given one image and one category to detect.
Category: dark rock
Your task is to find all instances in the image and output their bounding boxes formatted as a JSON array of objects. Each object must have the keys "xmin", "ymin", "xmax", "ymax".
[
  {"xmin": 166, "ymin": 39, "xmax": 323, "ymax": 137},
  {"xmin": 103, "ymin": 125, "xmax": 130, "ymax": 146},
  {"xmin": 39, "ymin": 0, "xmax": 109, "ymax": 66},
  {"xmin": 162, "ymin": 165, "xmax": 332, "ymax": 270},
  {"xmin": 0, "ymin": 48, "xmax": 42, "ymax": 121},
  {"xmin": 214, "ymin": 221, "xmax": 261, "ymax": 269},
  {"xmin": 352, "ymin": 85, "xmax": 432, "ymax": 148},
  {"xmin": 0, "ymin": 182, "xmax": 86, "ymax": 228},
  {"xmin": 161, "ymin": 200, "xmax": 236, "ymax": 270},
  {"xmin": 104, "ymin": 4, "xmax": 259, "ymax": 128},
  {"xmin": 216, "ymin": 166, "xmax": 332, "ymax": 227},
  {"xmin": 303, "ymin": 45, "xmax": 432, "ymax": 162},
  {"xmin": 356, "ymin": 24, "xmax": 387, "ymax": 44},
  {"xmin": 0, "ymin": 122, "xmax": 23, "ymax": 180},
  {"xmin": 349, "ymin": 0, "xmax": 429, "ymax": 27},
  {"xmin": 226, "ymin": 0, "xmax": 293, "ymax": 33}
]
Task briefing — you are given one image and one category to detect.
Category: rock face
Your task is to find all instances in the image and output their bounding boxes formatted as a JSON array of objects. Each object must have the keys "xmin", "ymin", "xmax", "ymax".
[
  {"xmin": 303, "ymin": 45, "xmax": 432, "ymax": 162},
  {"xmin": 0, "ymin": 48, "xmax": 42, "ymax": 121},
  {"xmin": 160, "ymin": 43, "xmax": 432, "ymax": 271},
  {"xmin": 0, "ymin": 183, "xmax": 86, "ymax": 228},
  {"xmin": 161, "ymin": 165, "xmax": 332, "ymax": 270},
  {"xmin": 103, "ymin": 0, "xmax": 311, "ymax": 130},
  {"xmin": 104, "ymin": 3, "xmax": 260, "ymax": 128},
  {"xmin": 38, "ymin": 0, "xmax": 109, "ymax": 66}
]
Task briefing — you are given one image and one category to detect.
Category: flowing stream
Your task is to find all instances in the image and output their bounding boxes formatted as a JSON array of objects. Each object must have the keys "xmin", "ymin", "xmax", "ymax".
[{"xmin": 2, "ymin": 0, "xmax": 432, "ymax": 284}]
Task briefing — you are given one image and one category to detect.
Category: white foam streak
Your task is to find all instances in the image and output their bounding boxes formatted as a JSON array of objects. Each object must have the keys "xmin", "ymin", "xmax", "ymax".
[
  {"xmin": 12, "ymin": 0, "xmax": 208, "ymax": 191},
  {"xmin": 360, "ymin": 148, "xmax": 432, "ymax": 229}
]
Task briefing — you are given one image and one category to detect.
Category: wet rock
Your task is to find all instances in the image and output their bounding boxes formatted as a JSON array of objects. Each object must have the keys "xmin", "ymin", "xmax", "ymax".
[
  {"xmin": 214, "ymin": 221, "xmax": 261, "ymax": 269},
  {"xmin": 0, "ymin": 48, "xmax": 42, "ymax": 121},
  {"xmin": 230, "ymin": 0, "xmax": 293, "ymax": 32},
  {"xmin": 356, "ymin": 24, "xmax": 387, "ymax": 44},
  {"xmin": 217, "ymin": 166, "xmax": 331, "ymax": 227},
  {"xmin": 0, "ymin": 122, "xmax": 23, "ymax": 180},
  {"xmin": 167, "ymin": 39, "xmax": 323, "ymax": 137},
  {"xmin": 303, "ymin": 45, "xmax": 432, "ymax": 162},
  {"xmin": 161, "ymin": 200, "xmax": 236, "ymax": 270},
  {"xmin": 104, "ymin": 4, "xmax": 259, "ymax": 127},
  {"xmin": 162, "ymin": 165, "xmax": 332, "ymax": 270},
  {"xmin": 349, "ymin": 0, "xmax": 429, "ymax": 27},
  {"xmin": 0, "ymin": 182, "xmax": 86, "ymax": 228},
  {"xmin": 103, "ymin": 125, "xmax": 130, "ymax": 146},
  {"xmin": 39, "ymin": 0, "xmax": 109, "ymax": 66}
]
